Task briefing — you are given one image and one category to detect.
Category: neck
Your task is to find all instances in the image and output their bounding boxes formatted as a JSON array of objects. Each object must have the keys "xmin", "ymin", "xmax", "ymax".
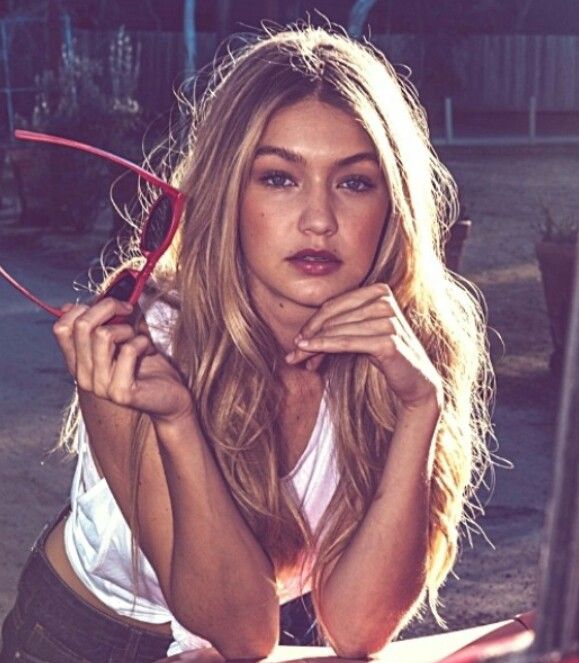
[{"xmin": 252, "ymin": 295, "xmax": 328, "ymax": 386}]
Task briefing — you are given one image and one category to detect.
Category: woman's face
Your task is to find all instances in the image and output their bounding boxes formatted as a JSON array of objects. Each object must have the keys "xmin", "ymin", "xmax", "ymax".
[{"xmin": 239, "ymin": 97, "xmax": 390, "ymax": 314}]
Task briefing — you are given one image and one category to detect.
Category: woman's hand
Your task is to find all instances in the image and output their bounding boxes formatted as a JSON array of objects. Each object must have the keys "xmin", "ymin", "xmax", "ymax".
[
  {"xmin": 53, "ymin": 297, "xmax": 194, "ymax": 425},
  {"xmin": 285, "ymin": 283, "xmax": 443, "ymax": 412}
]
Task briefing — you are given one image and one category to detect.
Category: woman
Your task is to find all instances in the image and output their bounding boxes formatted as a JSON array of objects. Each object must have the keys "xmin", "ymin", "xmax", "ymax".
[{"xmin": 0, "ymin": 23, "xmax": 493, "ymax": 662}]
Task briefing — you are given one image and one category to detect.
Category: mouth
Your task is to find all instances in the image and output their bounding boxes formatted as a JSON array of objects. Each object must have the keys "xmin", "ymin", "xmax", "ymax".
[
  {"xmin": 286, "ymin": 249, "xmax": 342, "ymax": 276},
  {"xmin": 286, "ymin": 249, "xmax": 341, "ymax": 263}
]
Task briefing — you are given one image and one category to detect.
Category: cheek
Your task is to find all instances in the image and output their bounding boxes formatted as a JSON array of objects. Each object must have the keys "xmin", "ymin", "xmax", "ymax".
[
  {"xmin": 239, "ymin": 201, "xmax": 277, "ymax": 264},
  {"xmin": 242, "ymin": 210, "xmax": 267, "ymax": 238},
  {"xmin": 347, "ymin": 212, "xmax": 387, "ymax": 263},
  {"xmin": 241, "ymin": 191, "xmax": 287, "ymax": 239},
  {"xmin": 239, "ymin": 192, "xmax": 259, "ymax": 242}
]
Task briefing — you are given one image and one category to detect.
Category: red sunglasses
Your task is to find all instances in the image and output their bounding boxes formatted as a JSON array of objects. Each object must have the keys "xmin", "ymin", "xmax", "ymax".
[{"xmin": 0, "ymin": 129, "xmax": 185, "ymax": 318}]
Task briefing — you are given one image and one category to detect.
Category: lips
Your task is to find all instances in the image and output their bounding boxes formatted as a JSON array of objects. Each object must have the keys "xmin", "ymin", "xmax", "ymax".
[{"xmin": 287, "ymin": 249, "xmax": 341, "ymax": 262}]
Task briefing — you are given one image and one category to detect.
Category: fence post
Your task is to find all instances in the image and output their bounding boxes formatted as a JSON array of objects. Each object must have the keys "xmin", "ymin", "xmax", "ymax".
[
  {"xmin": 444, "ymin": 97, "xmax": 454, "ymax": 144},
  {"xmin": 0, "ymin": 21, "xmax": 15, "ymax": 141},
  {"xmin": 183, "ymin": 0, "xmax": 197, "ymax": 77},
  {"xmin": 529, "ymin": 96, "xmax": 537, "ymax": 142}
]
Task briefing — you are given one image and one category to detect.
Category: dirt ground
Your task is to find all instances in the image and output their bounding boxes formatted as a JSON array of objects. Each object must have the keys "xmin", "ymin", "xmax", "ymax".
[
  {"xmin": 0, "ymin": 143, "xmax": 577, "ymax": 641},
  {"xmin": 401, "ymin": 143, "xmax": 579, "ymax": 636}
]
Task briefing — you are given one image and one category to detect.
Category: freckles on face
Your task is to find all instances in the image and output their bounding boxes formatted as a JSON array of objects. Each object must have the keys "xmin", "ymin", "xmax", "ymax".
[{"xmin": 239, "ymin": 97, "xmax": 391, "ymax": 309}]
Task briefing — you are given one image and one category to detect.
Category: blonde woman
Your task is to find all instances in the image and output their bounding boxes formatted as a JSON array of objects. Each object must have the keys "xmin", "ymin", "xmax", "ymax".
[{"xmin": 0, "ymin": 23, "xmax": 493, "ymax": 663}]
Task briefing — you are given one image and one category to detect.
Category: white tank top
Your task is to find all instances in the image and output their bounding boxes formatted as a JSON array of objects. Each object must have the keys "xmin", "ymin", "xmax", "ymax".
[{"xmin": 63, "ymin": 296, "xmax": 339, "ymax": 656}]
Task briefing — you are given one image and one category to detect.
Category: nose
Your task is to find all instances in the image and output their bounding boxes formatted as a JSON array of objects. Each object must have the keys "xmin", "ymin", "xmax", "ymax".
[{"xmin": 298, "ymin": 181, "xmax": 338, "ymax": 236}]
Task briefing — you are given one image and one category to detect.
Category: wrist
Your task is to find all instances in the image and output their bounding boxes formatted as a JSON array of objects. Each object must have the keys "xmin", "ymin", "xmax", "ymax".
[
  {"xmin": 398, "ymin": 391, "xmax": 442, "ymax": 418},
  {"xmin": 396, "ymin": 395, "xmax": 442, "ymax": 438},
  {"xmin": 152, "ymin": 406, "xmax": 200, "ymax": 446}
]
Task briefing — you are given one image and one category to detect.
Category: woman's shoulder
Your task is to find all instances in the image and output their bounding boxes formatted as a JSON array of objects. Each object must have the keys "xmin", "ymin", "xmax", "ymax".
[{"xmin": 138, "ymin": 282, "xmax": 180, "ymax": 356}]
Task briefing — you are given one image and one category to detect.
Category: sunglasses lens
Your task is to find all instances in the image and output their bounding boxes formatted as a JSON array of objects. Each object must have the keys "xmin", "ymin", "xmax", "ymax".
[
  {"xmin": 106, "ymin": 272, "xmax": 138, "ymax": 302},
  {"xmin": 142, "ymin": 195, "xmax": 173, "ymax": 253}
]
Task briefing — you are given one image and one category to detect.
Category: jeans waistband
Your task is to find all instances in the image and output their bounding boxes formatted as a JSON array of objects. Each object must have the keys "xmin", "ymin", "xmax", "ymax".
[
  {"xmin": 32, "ymin": 500, "xmax": 73, "ymax": 553},
  {"xmin": 19, "ymin": 502, "xmax": 173, "ymax": 653}
]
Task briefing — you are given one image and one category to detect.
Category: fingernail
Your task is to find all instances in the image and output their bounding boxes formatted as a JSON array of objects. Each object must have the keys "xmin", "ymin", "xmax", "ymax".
[
  {"xmin": 285, "ymin": 352, "xmax": 295, "ymax": 362},
  {"xmin": 297, "ymin": 339, "xmax": 309, "ymax": 347},
  {"xmin": 294, "ymin": 334, "xmax": 303, "ymax": 343}
]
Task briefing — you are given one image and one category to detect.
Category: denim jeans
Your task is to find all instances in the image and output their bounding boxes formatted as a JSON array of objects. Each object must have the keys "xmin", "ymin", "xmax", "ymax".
[{"xmin": 0, "ymin": 503, "xmax": 317, "ymax": 662}]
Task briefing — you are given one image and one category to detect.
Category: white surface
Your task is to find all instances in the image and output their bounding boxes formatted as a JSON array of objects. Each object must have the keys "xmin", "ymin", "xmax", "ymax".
[
  {"xmin": 269, "ymin": 620, "xmax": 525, "ymax": 662},
  {"xmin": 156, "ymin": 620, "xmax": 529, "ymax": 662}
]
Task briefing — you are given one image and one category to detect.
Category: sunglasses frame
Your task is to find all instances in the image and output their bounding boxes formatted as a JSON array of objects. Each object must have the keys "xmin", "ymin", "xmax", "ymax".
[{"xmin": 0, "ymin": 130, "xmax": 185, "ymax": 318}]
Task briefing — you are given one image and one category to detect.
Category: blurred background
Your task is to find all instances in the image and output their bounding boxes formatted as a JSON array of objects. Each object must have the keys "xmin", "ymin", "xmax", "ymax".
[
  {"xmin": 2, "ymin": 1, "xmax": 579, "ymax": 232},
  {"xmin": 3, "ymin": 0, "xmax": 579, "ymax": 146},
  {"xmin": 0, "ymin": 0, "xmax": 577, "ymax": 640}
]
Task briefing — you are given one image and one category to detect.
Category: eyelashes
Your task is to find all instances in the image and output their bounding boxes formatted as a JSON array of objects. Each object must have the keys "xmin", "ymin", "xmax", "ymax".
[
  {"xmin": 343, "ymin": 176, "xmax": 375, "ymax": 193},
  {"xmin": 259, "ymin": 171, "xmax": 295, "ymax": 188},
  {"xmin": 258, "ymin": 170, "xmax": 375, "ymax": 193}
]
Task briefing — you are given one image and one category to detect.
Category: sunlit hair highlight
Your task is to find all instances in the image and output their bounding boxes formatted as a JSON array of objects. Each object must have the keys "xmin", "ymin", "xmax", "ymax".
[{"xmin": 57, "ymin": 21, "xmax": 495, "ymax": 641}]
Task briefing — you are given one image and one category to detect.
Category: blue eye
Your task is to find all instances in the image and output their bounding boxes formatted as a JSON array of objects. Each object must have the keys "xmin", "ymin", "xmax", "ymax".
[
  {"xmin": 341, "ymin": 176, "xmax": 374, "ymax": 193},
  {"xmin": 260, "ymin": 171, "xmax": 295, "ymax": 188}
]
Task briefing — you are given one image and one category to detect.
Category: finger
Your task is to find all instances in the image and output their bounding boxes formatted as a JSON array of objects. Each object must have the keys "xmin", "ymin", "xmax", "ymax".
[
  {"xmin": 299, "ymin": 283, "xmax": 390, "ymax": 340},
  {"xmin": 285, "ymin": 347, "xmax": 319, "ymax": 365},
  {"xmin": 77, "ymin": 297, "xmax": 134, "ymax": 329},
  {"xmin": 73, "ymin": 299, "xmax": 134, "ymax": 390},
  {"xmin": 313, "ymin": 317, "xmax": 398, "ymax": 339},
  {"xmin": 92, "ymin": 324, "xmax": 137, "ymax": 398},
  {"xmin": 383, "ymin": 291, "xmax": 417, "ymax": 341},
  {"xmin": 305, "ymin": 353, "xmax": 325, "ymax": 371},
  {"xmin": 52, "ymin": 303, "xmax": 91, "ymax": 376},
  {"xmin": 322, "ymin": 288, "xmax": 417, "ymax": 348},
  {"xmin": 295, "ymin": 332, "xmax": 397, "ymax": 359},
  {"xmin": 286, "ymin": 350, "xmax": 322, "ymax": 366},
  {"xmin": 108, "ymin": 335, "xmax": 156, "ymax": 407},
  {"xmin": 315, "ymin": 297, "xmax": 395, "ymax": 335},
  {"xmin": 288, "ymin": 317, "xmax": 398, "ymax": 366},
  {"xmin": 288, "ymin": 318, "xmax": 400, "ymax": 365}
]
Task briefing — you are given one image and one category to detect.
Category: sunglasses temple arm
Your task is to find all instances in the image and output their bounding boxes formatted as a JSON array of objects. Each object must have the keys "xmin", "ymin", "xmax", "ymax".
[
  {"xmin": 0, "ymin": 265, "xmax": 63, "ymax": 318},
  {"xmin": 14, "ymin": 130, "xmax": 177, "ymax": 196}
]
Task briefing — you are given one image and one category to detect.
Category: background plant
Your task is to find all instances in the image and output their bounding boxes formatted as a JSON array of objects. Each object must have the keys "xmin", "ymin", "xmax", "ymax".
[
  {"xmin": 17, "ymin": 26, "xmax": 143, "ymax": 231},
  {"xmin": 538, "ymin": 200, "xmax": 579, "ymax": 244}
]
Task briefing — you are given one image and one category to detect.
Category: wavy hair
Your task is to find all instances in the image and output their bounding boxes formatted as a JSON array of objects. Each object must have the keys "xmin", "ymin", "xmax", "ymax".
[{"xmin": 58, "ymin": 22, "xmax": 495, "ymax": 639}]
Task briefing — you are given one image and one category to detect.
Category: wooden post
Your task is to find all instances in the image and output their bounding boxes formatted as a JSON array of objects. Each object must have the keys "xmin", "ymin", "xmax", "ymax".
[
  {"xmin": 183, "ymin": 0, "xmax": 197, "ymax": 77},
  {"xmin": 445, "ymin": 97, "xmax": 454, "ymax": 143},
  {"xmin": 532, "ymin": 231, "xmax": 579, "ymax": 656},
  {"xmin": 348, "ymin": 0, "xmax": 378, "ymax": 38},
  {"xmin": 529, "ymin": 96, "xmax": 537, "ymax": 141},
  {"xmin": 0, "ymin": 21, "xmax": 15, "ymax": 140}
]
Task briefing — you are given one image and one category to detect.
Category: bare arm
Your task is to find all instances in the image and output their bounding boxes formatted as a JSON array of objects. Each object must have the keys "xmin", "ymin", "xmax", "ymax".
[
  {"xmin": 317, "ymin": 400, "xmax": 439, "ymax": 657},
  {"xmin": 55, "ymin": 299, "xmax": 278, "ymax": 658},
  {"xmin": 283, "ymin": 283, "xmax": 448, "ymax": 657}
]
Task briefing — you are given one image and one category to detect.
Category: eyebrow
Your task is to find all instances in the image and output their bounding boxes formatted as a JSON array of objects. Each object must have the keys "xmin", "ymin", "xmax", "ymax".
[{"xmin": 254, "ymin": 145, "xmax": 379, "ymax": 168}]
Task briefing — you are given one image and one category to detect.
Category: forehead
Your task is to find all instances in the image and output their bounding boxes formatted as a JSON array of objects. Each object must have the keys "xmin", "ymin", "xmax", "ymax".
[{"xmin": 259, "ymin": 98, "xmax": 376, "ymax": 154}]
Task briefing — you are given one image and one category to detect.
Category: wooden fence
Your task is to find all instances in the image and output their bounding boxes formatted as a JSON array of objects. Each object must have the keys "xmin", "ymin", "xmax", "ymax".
[
  {"xmin": 73, "ymin": 29, "xmax": 219, "ymax": 113},
  {"xmin": 72, "ymin": 30, "xmax": 579, "ymax": 113},
  {"xmin": 373, "ymin": 33, "xmax": 579, "ymax": 112},
  {"xmin": 3, "ymin": 25, "xmax": 579, "ymax": 142}
]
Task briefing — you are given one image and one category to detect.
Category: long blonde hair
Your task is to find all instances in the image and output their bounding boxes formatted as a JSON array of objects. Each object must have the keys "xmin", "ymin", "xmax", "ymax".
[{"xmin": 59, "ymin": 23, "xmax": 494, "ymax": 638}]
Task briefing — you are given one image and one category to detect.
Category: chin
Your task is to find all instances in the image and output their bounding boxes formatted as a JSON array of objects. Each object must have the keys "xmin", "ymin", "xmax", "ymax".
[{"xmin": 285, "ymin": 280, "xmax": 351, "ymax": 308}]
